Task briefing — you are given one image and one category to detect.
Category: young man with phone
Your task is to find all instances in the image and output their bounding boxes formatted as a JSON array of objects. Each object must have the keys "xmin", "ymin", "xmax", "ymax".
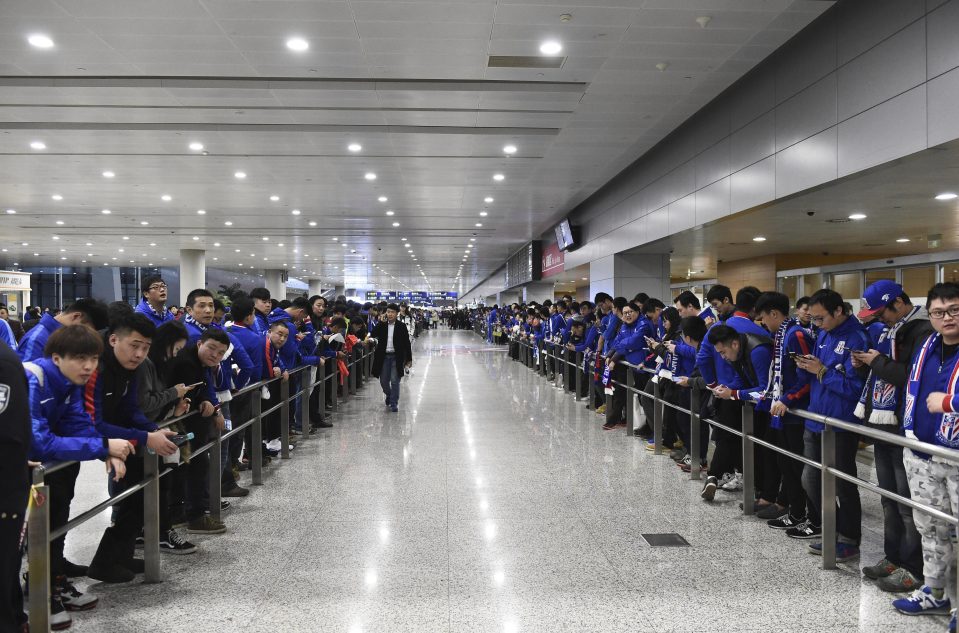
[{"xmin": 852, "ymin": 280, "xmax": 932, "ymax": 592}]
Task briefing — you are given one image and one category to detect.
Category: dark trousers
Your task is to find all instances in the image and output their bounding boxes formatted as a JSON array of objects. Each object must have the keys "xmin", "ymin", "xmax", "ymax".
[
  {"xmin": 1, "ymin": 493, "xmax": 27, "ymax": 630},
  {"xmin": 707, "ymin": 399, "xmax": 744, "ymax": 478},
  {"xmin": 802, "ymin": 429, "xmax": 862, "ymax": 544},
  {"xmin": 674, "ymin": 389, "xmax": 708, "ymax": 461},
  {"xmin": 778, "ymin": 421, "xmax": 808, "ymax": 519},
  {"xmin": 607, "ymin": 365, "xmax": 628, "ymax": 424},
  {"xmin": 226, "ymin": 392, "xmax": 252, "ymax": 485},
  {"xmin": 45, "ymin": 462, "xmax": 81, "ymax": 583},
  {"xmin": 92, "ymin": 452, "xmax": 145, "ymax": 568},
  {"xmin": 754, "ymin": 411, "xmax": 780, "ymax": 503},
  {"xmin": 264, "ymin": 381, "xmax": 282, "ymax": 441},
  {"xmin": 185, "ymin": 416, "xmax": 214, "ymax": 521},
  {"xmin": 308, "ymin": 367, "xmax": 327, "ymax": 423},
  {"xmin": 871, "ymin": 430, "xmax": 924, "ymax": 577}
]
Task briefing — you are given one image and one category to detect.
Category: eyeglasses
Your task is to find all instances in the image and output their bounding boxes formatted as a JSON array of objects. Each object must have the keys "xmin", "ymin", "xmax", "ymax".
[
  {"xmin": 929, "ymin": 306, "xmax": 959, "ymax": 320},
  {"xmin": 621, "ymin": 310, "xmax": 635, "ymax": 316},
  {"xmin": 148, "ymin": 283, "xmax": 167, "ymax": 291}
]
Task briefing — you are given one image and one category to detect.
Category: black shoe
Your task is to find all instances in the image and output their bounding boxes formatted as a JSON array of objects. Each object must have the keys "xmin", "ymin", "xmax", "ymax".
[
  {"xmin": 124, "ymin": 558, "xmax": 145, "ymax": 574},
  {"xmin": 223, "ymin": 484, "xmax": 250, "ymax": 498},
  {"xmin": 62, "ymin": 559, "xmax": 88, "ymax": 578},
  {"xmin": 87, "ymin": 562, "xmax": 135, "ymax": 584},
  {"xmin": 315, "ymin": 421, "xmax": 333, "ymax": 428},
  {"xmin": 785, "ymin": 520, "xmax": 822, "ymax": 540}
]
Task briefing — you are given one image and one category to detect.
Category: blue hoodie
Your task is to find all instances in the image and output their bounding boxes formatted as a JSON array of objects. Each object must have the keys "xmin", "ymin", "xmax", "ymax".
[
  {"xmin": 24, "ymin": 358, "xmax": 108, "ymax": 462},
  {"xmin": 227, "ymin": 322, "xmax": 266, "ymax": 381},
  {"xmin": 609, "ymin": 320, "xmax": 647, "ymax": 366},
  {"xmin": 18, "ymin": 313, "xmax": 60, "ymax": 362},
  {"xmin": 696, "ymin": 312, "xmax": 768, "ymax": 389},
  {"xmin": 904, "ymin": 334, "xmax": 959, "ymax": 456},
  {"xmin": 184, "ymin": 316, "xmax": 255, "ymax": 392},
  {"xmin": 134, "ymin": 299, "xmax": 173, "ymax": 327},
  {"xmin": 805, "ymin": 315, "xmax": 869, "ymax": 432}
]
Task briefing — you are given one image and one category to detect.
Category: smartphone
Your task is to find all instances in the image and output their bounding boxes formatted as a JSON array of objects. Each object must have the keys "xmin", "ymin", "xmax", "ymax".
[
  {"xmin": 787, "ymin": 351, "xmax": 800, "ymax": 360},
  {"xmin": 170, "ymin": 432, "xmax": 194, "ymax": 447}
]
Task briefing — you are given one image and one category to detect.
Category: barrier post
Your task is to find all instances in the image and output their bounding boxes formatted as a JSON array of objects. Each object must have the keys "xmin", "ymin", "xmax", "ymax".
[
  {"xmin": 280, "ymin": 378, "xmax": 291, "ymax": 460},
  {"xmin": 741, "ymin": 405, "xmax": 755, "ymax": 516},
  {"xmin": 301, "ymin": 368, "xmax": 312, "ymax": 435},
  {"xmin": 653, "ymin": 377, "xmax": 663, "ymax": 454},
  {"xmin": 331, "ymin": 361, "xmax": 339, "ymax": 413},
  {"xmin": 625, "ymin": 369, "xmax": 635, "ymax": 436},
  {"xmin": 251, "ymin": 387, "xmax": 264, "ymax": 485},
  {"xmin": 574, "ymin": 352, "xmax": 584, "ymax": 401},
  {"xmin": 27, "ymin": 482, "xmax": 51, "ymax": 633},
  {"xmin": 821, "ymin": 426, "xmax": 838, "ymax": 569},
  {"xmin": 317, "ymin": 360, "xmax": 326, "ymax": 424},
  {"xmin": 554, "ymin": 348, "xmax": 563, "ymax": 388},
  {"xmin": 563, "ymin": 349, "xmax": 572, "ymax": 392},
  {"xmin": 689, "ymin": 386, "xmax": 702, "ymax": 480},
  {"xmin": 143, "ymin": 449, "xmax": 162, "ymax": 582},
  {"xmin": 348, "ymin": 349, "xmax": 356, "ymax": 396},
  {"xmin": 209, "ymin": 427, "xmax": 223, "ymax": 522}
]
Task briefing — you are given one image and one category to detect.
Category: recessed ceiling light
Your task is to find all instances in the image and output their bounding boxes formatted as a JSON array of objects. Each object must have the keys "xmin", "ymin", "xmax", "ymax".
[
  {"xmin": 469, "ymin": 238, "xmax": 476, "ymax": 241},
  {"xmin": 378, "ymin": 196, "xmax": 388, "ymax": 202},
  {"xmin": 86, "ymin": 242, "xmax": 93, "ymax": 246},
  {"xmin": 101, "ymin": 209, "xmax": 111, "ymax": 214},
  {"xmin": 52, "ymin": 235, "xmax": 59, "ymax": 240},
  {"xmin": 475, "ymin": 223, "xmax": 483, "ymax": 227},
  {"xmin": 122, "ymin": 236, "xmax": 129, "ymax": 240},
  {"xmin": 189, "ymin": 142, "xmax": 204, "ymax": 151},
  {"xmin": 197, "ymin": 209, "xmax": 206, "ymax": 215},
  {"xmin": 262, "ymin": 236, "xmax": 269, "ymax": 241},
  {"xmin": 234, "ymin": 171, "xmax": 246, "ymax": 179},
  {"xmin": 30, "ymin": 141, "xmax": 46, "ymax": 150},
  {"xmin": 54, "ymin": 220, "xmax": 64, "ymax": 225},
  {"xmin": 896, "ymin": 238, "xmax": 911, "ymax": 243},
  {"xmin": 400, "ymin": 238, "xmax": 406, "ymax": 241},
  {"xmin": 149, "ymin": 242, "xmax": 156, "ymax": 247},
  {"xmin": 51, "ymin": 194, "xmax": 62, "ymax": 201},
  {"xmin": 140, "ymin": 221, "xmax": 149, "ymax": 225},
  {"xmin": 224, "ymin": 221, "xmax": 233, "ymax": 226},
  {"xmin": 848, "ymin": 213, "xmax": 867, "ymax": 220},
  {"xmin": 161, "ymin": 194, "xmax": 172, "ymax": 201},
  {"xmin": 213, "ymin": 242, "xmax": 220, "ymax": 247},
  {"xmin": 392, "ymin": 222, "xmax": 400, "ymax": 227},
  {"xmin": 386, "ymin": 210, "xmax": 395, "ymax": 216},
  {"xmin": 364, "ymin": 172, "xmax": 377, "ymax": 181},
  {"xmin": 309, "ymin": 220, "xmax": 317, "ymax": 226},
  {"xmin": 332, "ymin": 237, "xmax": 338, "ymax": 241},
  {"xmin": 348, "ymin": 143, "xmax": 362, "ymax": 152},
  {"xmin": 28, "ymin": 33, "xmax": 55, "ymax": 48},
  {"xmin": 479, "ymin": 211, "xmax": 488, "ymax": 217},
  {"xmin": 540, "ymin": 40, "xmax": 562, "ymax": 55},
  {"xmin": 936, "ymin": 192, "xmax": 958, "ymax": 201},
  {"xmin": 493, "ymin": 174, "xmax": 505, "ymax": 181},
  {"xmin": 503, "ymin": 145, "xmax": 517, "ymax": 154},
  {"xmin": 5, "ymin": 209, "xmax": 15, "ymax": 215},
  {"xmin": 291, "ymin": 209, "xmax": 301, "ymax": 215},
  {"xmin": 752, "ymin": 236, "xmax": 767, "ymax": 242},
  {"xmin": 270, "ymin": 195, "xmax": 280, "ymax": 201},
  {"xmin": 286, "ymin": 37, "xmax": 309, "ymax": 51},
  {"xmin": 102, "ymin": 171, "xmax": 115, "ymax": 178}
]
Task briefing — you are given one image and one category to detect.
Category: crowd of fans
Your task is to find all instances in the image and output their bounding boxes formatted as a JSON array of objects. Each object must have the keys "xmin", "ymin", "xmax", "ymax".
[
  {"xmin": 475, "ymin": 280, "xmax": 959, "ymax": 630},
  {"xmin": 0, "ymin": 276, "xmax": 431, "ymax": 632}
]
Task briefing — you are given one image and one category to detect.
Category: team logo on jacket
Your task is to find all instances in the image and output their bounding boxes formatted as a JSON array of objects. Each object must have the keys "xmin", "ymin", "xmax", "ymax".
[
  {"xmin": 834, "ymin": 341, "xmax": 846, "ymax": 354},
  {"xmin": 937, "ymin": 413, "xmax": 959, "ymax": 448},
  {"xmin": 0, "ymin": 384, "xmax": 8, "ymax": 414}
]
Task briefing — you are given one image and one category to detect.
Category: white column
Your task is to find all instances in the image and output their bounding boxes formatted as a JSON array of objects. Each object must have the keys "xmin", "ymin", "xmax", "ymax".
[
  {"xmin": 264, "ymin": 269, "xmax": 286, "ymax": 302},
  {"xmin": 308, "ymin": 278, "xmax": 323, "ymax": 296},
  {"xmin": 178, "ymin": 249, "xmax": 206, "ymax": 306},
  {"xmin": 589, "ymin": 253, "xmax": 670, "ymax": 301}
]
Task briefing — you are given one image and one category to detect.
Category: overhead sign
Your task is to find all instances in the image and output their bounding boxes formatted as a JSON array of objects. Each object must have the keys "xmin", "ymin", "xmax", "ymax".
[
  {"xmin": 365, "ymin": 291, "xmax": 458, "ymax": 304},
  {"xmin": 541, "ymin": 242, "xmax": 565, "ymax": 278},
  {"xmin": 0, "ymin": 270, "xmax": 30, "ymax": 291},
  {"xmin": 504, "ymin": 241, "xmax": 542, "ymax": 289}
]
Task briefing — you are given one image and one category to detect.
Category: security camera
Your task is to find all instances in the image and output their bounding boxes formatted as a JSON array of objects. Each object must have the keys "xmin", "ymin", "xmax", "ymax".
[{"xmin": 806, "ymin": 211, "xmax": 815, "ymax": 217}]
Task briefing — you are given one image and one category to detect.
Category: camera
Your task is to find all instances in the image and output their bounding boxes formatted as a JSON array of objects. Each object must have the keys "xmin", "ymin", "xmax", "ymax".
[{"xmin": 806, "ymin": 211, "xmax": 815, "ymax": 216}]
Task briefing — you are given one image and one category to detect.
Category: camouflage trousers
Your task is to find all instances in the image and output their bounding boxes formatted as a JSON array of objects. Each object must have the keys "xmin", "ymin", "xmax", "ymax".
[{"xmin": 904, "ymin": 448, "xmax": 959, "ymax": 588}]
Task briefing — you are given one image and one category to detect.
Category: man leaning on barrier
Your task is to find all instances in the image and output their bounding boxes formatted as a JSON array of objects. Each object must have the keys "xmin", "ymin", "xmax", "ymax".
[{"xmin": 24, "ymin": 325, "xmax": 134, "ymax": 629}]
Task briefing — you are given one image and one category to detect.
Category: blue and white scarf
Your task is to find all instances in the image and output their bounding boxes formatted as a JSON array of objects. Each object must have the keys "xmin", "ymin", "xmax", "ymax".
[
  {"xmin": 855, "ymin": 306, "xmax": 922, "ymax": 426},
  {"xmin": 762, "ymin": 318, "xmax": 797, "ymax": 428},
  {"xmin": 184, "ymin": 313, "xmax": 208, "ymax": 332},
  {"xmin": 904, "ymin": 332, "xmax": 959, "ymax": 452}
]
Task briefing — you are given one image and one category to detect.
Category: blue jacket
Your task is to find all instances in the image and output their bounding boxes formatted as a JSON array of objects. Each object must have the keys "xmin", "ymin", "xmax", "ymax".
[
  {"xmin": 696, "ymin": 313, "xmax": 768, "ymax": 389},
  {"xmin": 134, "ymin": 299, "xmax": 173, "ymax": 327},
  {"xmin": 609, "ymin": 320, "xmax": 647, "ymax": 366},
  {"xmin": 636, "ymin": 317, "xmax": 657, "ymax": 368},
  {"xmin": 726, "ymin": 337, "xmax": 773, "ymax": 410},
  {"xmin": 184, "ymin": 318, "xmax": 255, "ymax": 391},
  {"xmin": 227, "ymin": 323, "xmax": 266, "ymax": 381},
  {"xmin": 24, "ymin": 358, "xmax": 108, "ymax": 462},
  {"xmin": 905, "ymin": 335, "xmax": 959, "ymax": 454},
  {"xmin": 18, "ymin": 313, "xmax": 60, "ymax": 362},
  {"xmin": 0, "ymin": 318, "xmax": 15, "ymax": 350},
  {"xmin": 253, "ymin": 310, "xmax": 270, "ymax": 336},
  {"xmin": 674, "ymin": 340, "xmax": 698, "ymax": 377},
  {"xmin": 806, "ymin": 315, "xmax": 869, "ymax": 432},
  {"xmin": 775, "ymin": 324, "xmax": 814, "ymax": 423}
]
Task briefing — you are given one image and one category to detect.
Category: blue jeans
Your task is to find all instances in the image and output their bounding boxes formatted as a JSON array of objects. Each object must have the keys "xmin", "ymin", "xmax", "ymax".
[{"xmin": 380, "ymin": 354, "xmax": 401, "ymax": 407}]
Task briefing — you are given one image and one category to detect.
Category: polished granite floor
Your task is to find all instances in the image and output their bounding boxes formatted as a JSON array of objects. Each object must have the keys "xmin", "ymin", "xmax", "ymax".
[{"xmin": 58, "ymin": 328, "xmax": 949, "ymax": 633}]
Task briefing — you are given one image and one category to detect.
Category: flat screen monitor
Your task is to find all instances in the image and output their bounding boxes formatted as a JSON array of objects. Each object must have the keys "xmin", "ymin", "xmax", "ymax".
[{"xmin": 554, "ymin": 219, "xmax": 575, "ymax": 251}]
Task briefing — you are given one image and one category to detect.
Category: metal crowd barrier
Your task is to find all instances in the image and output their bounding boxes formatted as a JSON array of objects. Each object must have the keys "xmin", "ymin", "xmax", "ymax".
[
  {"xmin": 496, "ymin": 331, "xmax": 959, "ymax": 579},
  {"xmin": 27, "ymin": 344, "xmax": 374, "ymax": 632}
]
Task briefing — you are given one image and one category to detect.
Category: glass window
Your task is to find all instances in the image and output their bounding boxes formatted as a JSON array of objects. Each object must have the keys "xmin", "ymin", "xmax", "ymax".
[
  {"xmin": 829, "ymin": 272, "xmax": 861, "ymax": 301},
  {"xmin": 942, "ymin": 262, "xmax": 959, "ymax": 284},
  {"xmin": 902, "ymin": 265, "xmax": 937, "ymax": 302},
  {"xmin": 864, "ymin": 269, "xmax": 896, "ymax": 288},
  {"xmin": 802, "ymin": 273, "xmax": 823, "ymax": 297},
  {"xmin": 779, "ymin": 276, "xmax": 798, "ymax": 305}
]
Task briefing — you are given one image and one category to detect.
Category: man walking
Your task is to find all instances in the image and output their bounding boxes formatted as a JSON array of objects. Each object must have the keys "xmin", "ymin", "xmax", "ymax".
[{"xmin": 372, "ymin": 304, "xmax": 412, "ymax": 413}]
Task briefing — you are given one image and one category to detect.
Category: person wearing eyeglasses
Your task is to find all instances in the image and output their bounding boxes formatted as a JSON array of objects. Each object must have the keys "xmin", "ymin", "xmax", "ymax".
[
  {"xmin": 892, "ymin": 283, "xmax": 959, "ymax": 623},
  {"xmin": 135, "ymin": 274, "xmax": 174, "ymax": 327},
  {"xmin": 601, "ymin": 301, "xmax": 648, "ymax": 431}
]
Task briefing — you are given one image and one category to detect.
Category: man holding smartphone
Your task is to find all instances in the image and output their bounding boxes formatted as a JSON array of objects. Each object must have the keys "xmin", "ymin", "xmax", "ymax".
[{"xmin": 852, "ymin": 281, "xmax": 932, "ymax": 592}]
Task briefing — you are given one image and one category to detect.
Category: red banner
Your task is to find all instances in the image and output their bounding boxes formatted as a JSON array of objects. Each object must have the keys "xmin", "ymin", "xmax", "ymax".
[{"xmin": 541, "ymin": 242, "xmax": 565, "ymax": 278}]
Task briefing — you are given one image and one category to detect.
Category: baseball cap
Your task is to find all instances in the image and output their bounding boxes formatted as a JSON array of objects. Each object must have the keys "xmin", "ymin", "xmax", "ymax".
[{"xmin": 858, "ymin": 280, "xmax": 903, "ymax": 319}]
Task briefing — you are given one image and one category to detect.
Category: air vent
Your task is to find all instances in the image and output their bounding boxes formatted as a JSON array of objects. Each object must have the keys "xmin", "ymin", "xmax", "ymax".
[
  {"xmin": 826, "ymin": 218, "xmax": 851, "ymax": 224},
  {"xmin": 488, "ymin": 55, "xmax": 566, "ymax": 69}
]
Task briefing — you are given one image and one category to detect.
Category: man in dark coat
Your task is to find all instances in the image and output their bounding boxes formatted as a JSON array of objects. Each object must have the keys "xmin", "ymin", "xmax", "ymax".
[{"xmin": 371, "ymin": 304, "xmax": 412, "ymax": 412}]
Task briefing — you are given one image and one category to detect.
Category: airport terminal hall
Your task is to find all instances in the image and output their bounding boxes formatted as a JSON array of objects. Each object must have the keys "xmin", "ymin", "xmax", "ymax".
[{"xmin": 9, "ymin": 0, "xmax": 959, "ymax": 632}]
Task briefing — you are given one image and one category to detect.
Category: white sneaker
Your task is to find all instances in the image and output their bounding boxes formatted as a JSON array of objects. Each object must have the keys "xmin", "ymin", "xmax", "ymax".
[
  {"xmin": 56, "ymin": 577, "xmax": 98, "ymax": 611},
  {"xmin": 721, "ymin": 472, "xmax": 744, "ymax": 491},
  {"xmin": 265, "ymin": 439, "xmax": 282, "ymax": 452},
  {"xmin": 716, "ymin": 472, "xmax": 735, "ymax": 488}
]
